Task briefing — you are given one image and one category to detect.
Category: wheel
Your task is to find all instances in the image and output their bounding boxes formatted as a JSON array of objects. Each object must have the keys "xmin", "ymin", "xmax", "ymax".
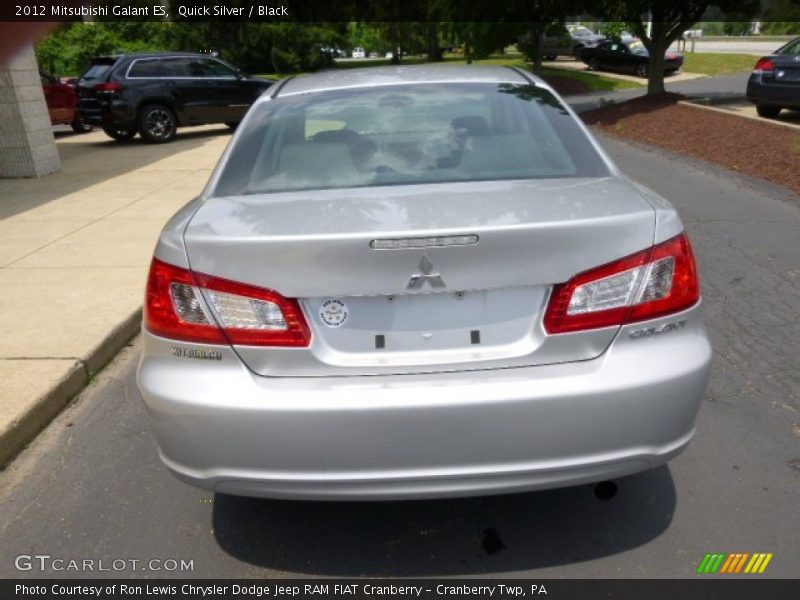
[
  {"xmin": 137, "ymin": 104, "xmax": 177, "ymax": 143},
  {"xmin": 70, "ymin": 119, "xmax": 93, "ymax": 134},
  {"xmin": 224, "ymin": 121, "xmax": 240, "ymax": 130},
  {"xmin": 588, "ymin": 57, "xmax": 599, "ymax": 71},
  {"xmin": 544, "ymin": 55, "xmax": 557, "ymax": 61},
  {"xmin": 101, "ymin": 126, "xmax": 136, "ymax": 141},
  {"xmin": 573, "ymin": 45, "xmax": 584, "ymax": 60},
  {"xmin": 756, "ymin": 105, "xmax": 781, "ymax": 118},
  {"xmin": 635, "ymin": 63, "xmax": 648, "ymax": 78}
]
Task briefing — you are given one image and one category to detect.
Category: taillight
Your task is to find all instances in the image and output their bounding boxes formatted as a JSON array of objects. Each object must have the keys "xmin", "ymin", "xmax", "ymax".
[
  {"xmin": 93, "ymin": 82, "xmax": 121, "ymax": 92},
  {"xmin": 543, "ymin": 233, "xmax": 699, "ymax": 334},
  {"xmin": 753, "ymin": 58, "xmax": 774, "ymax": 75},
  {"xmin": 144, "ymin": 258, "xmax": 311, "ymax": 347}
]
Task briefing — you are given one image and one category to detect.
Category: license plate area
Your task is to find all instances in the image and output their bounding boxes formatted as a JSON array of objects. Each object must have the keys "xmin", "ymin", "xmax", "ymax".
[{"xmin": 304, "ymin": 286, "xmax": 546, "ymax": 356}]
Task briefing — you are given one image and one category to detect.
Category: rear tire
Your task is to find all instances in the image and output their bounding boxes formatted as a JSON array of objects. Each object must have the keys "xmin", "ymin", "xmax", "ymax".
[
  {"xmin": 587, "ymin": 57, "xmax": 599, "ymax": 71},
  {"xmin": 102, "ymin": 126, "xmax": 136, "ymax": 142},
  {"xmin": 137, "ymin": 104, "xmax": 177, "ymax": 143},
  {"xmin": 635, "ymin": 63, "xmax": 648, "ymax": 78},
  {"xmin": 70, "ymin": 119, "xmax": 93, "ymax": 134},
  {"xmin": 756, "ymin": 105, "xmax": 781, "ymax": 118}
]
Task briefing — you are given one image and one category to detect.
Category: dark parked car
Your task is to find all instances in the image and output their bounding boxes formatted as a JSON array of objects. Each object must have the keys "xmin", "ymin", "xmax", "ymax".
[
  {"xmin": 542, "ymin": 25, "xmax": 606, "ymax": 60},
  {"xmin": 77, "ymin": 52, "xmax": 275, "ymax": 143},
  {"xmin": 580, "ymin": 40, "xmax": 683, "ymax": 78},
  {"xmin": 746, "ymin": 36, "xmax": 800, "ymax": 118},
  {"xmin": 40, "ymin": 71, "xmax": 92, "ymax": 133}
]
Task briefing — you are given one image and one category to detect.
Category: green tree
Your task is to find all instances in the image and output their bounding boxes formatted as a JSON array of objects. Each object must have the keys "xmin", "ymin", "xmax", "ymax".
[
  {"xmin": 761, "ymin": 0, "xmax": 800, "ymax": 34},
  {"xmin": 598, "ymin": 0, "xmax": 760, "ymax": 95},
  {"xmin": 35, "ymin": 23, "xmax": 164, "ymax": 76}
]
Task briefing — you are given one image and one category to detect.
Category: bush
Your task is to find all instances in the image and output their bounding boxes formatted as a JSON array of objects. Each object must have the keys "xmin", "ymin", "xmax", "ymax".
[{"xmin": 270, "ymin": 47, "xmax": 302, "ymax": 74}]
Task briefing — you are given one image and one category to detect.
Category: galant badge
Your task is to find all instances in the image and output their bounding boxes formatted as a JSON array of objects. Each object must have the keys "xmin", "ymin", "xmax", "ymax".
[{"xmin": 407, "ymin": 255, "xmax": 446, "ymax": 290}]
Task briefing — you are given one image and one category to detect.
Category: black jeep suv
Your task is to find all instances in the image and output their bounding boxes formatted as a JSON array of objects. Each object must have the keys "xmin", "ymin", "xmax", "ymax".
[{"xmin": 77, "ymin": 52, "xmax": 275, "ymax": 143}]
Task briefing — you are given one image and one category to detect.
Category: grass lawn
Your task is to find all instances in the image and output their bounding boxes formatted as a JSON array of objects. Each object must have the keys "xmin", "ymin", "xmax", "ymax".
[
  {"xmin": 540, "ymin": 66, "xmax": 641, "ymax": 91},
  {"xmin": 266, "ymin": 54, "xmax": 639, "ymax": 93},
  {"xmin": 680, "ymin": 53, "xmax": 757, "ymax": 76}
]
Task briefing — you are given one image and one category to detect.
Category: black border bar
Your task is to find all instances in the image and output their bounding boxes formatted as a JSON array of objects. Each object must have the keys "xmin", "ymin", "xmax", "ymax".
[{"xmin": 4, "ymin": 579, "xmax": 800, "ymax": 600}]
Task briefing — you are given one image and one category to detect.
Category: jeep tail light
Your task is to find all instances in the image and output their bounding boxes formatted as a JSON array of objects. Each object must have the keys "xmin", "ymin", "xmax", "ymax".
[
  {"xmin": 145, "ymin": 258, "xmax": 311, "ymax": 346},
  {"xmin": 93, "ymin": 82, "xmax": 121, "ymax": 92},
  {"xmin": 543, "ymin": 233, "xmax": 699, "ymax": 334},
  {"xmin": 753, "ymin": 58, "xmax": 774, "ymax": 75}
]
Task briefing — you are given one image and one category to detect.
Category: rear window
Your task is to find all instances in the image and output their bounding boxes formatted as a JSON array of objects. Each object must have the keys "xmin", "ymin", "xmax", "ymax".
[
  {"xmin": 79, "ymin": 59, "xmax": 116, "ymax": 83},
  {"xmin": 778, "ymin": 39, "xmax": 800, "ymax": 55},
  {"xmin": 214, "ymin": 82, "xmax": 609, "ymax": 196}
]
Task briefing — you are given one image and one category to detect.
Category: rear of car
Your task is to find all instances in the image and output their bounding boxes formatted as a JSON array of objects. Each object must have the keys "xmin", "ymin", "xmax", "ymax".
[
  {"xmin": 747, "ymin": 37, "xmax": 800, "ymax": 118},
  {"xmin": 136, "ymin": 66, "xmax": 711, "ymax": 500},
  {"xmin": 76, "ymin": 56, "xmax": 125, "ymax": 130}
]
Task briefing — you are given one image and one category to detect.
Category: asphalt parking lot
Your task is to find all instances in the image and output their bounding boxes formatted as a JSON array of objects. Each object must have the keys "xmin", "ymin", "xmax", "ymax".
[{"xmin": 0, "ymin": 132, "xmax": 798, "ymax": 579}]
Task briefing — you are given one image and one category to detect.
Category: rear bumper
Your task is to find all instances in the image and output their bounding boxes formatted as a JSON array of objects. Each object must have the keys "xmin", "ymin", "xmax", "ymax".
[
  {"xmin": 137, "ymin": 306, "xmax": 711, "ymax": 500},
  {"xmin": 78, "ymin": 99, "xmax": 135, "ymax": 130}
]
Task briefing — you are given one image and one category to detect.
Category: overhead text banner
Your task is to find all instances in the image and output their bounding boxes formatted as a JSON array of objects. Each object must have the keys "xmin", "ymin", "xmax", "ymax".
[{"xmin": 2, "ymin": 0, "xmax": 799, "ymax": 22}]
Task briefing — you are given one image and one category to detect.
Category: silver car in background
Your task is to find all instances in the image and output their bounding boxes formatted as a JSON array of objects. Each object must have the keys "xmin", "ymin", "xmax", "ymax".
[{"xmin": 137, "ymin": 65, "xmax": 711, "ymax": 500}]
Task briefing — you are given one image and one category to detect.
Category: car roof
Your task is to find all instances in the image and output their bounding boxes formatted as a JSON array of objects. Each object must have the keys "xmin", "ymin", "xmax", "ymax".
[
  {"xmin": 95, "ymin": 52, "xmax": 214, "ymax": 61},
  {"xmin": 275, "ymin": 64, "xmax": 541, "ymax": 97}
]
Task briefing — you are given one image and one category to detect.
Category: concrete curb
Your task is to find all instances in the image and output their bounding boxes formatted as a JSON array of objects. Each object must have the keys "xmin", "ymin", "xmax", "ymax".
[
  {"xmin": 678, "ymin": 99, "xmax": 800, "ymax": 132},
  {"xmin": 0, "ymin": 308, "xmax": 142, "ymax": 468}
]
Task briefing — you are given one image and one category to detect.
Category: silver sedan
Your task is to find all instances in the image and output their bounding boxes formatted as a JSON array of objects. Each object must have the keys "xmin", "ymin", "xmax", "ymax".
[{"xmin": 137, "ymin": 65, "xmax": 711, "ymax": 500}]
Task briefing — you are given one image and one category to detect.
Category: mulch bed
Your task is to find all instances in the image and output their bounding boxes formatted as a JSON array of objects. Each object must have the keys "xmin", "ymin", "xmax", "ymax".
[
  {"xmin": 582, "ymin": 93, "xmax": 800, "ymax": 196},
  {"xmin": 542, "ymin": 75, "xmax": 592, "ymax": 96}
]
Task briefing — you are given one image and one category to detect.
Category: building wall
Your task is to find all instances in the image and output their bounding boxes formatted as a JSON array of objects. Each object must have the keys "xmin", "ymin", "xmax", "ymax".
[{"xmin": 0, "ymin": 45, "xmax": 60, "ymax": 178}]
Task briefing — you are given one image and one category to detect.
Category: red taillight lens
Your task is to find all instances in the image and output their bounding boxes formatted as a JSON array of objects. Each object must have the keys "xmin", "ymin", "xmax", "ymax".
[
  {"xmin": 144, "ymin": 258, "xmax": 311, "ymax": 347},
  {"xmin": 753, "ymin": 58, "xmax": 774, "ymax": 74},
  {"xmin": 93, "ymin": 82, "xmax": 121, "ymax": 92},
  {"xmin": 543, "ymin": 233, "xmax": 700, "ymax": 334}
]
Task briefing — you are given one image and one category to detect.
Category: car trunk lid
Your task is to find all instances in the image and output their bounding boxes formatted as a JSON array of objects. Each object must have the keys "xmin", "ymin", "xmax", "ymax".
[{"xmin": 184, "ymin": 177, "xmax": 656, "ymax": 376}]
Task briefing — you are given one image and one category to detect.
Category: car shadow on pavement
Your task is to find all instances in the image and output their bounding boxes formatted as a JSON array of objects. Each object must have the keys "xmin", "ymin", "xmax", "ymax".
[
  {"xmin": 0, "ymin": 125, "xmax": 232, "ymax": 221},
  {"xmin": 212, "ymin": 467, "xmax": 676, "ymax": 576}
]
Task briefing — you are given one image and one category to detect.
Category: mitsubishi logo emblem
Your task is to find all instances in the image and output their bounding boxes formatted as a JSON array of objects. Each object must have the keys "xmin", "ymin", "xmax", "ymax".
[{"xmin": 407, "ymin": 255, "xmax": 446, "ymax": 290}]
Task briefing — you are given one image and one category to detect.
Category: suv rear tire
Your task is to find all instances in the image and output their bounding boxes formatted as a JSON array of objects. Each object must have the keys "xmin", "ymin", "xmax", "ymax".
[
  {"xmin": 138, "ymin": 104, "xmax": 177, "ymax": 143},
  {"xmin": 102, "ymin": 126, "xmax": 136, "ymax": 141},
  {"xmin": 756, "ymin": 105, "xmax": 781, "ymax": 118}
]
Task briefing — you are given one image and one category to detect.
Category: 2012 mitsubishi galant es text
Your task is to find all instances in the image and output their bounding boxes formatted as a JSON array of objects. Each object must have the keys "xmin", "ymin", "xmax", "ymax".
[{"xmin": 136, "ymin": 65, "xmax": 712, "ymax": 500}]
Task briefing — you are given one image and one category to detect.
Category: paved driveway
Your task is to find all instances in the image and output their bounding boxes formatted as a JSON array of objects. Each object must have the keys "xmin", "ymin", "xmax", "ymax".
[{"xmin": 1, "ymin": 134, "xmax": 798, "ymax": 579}]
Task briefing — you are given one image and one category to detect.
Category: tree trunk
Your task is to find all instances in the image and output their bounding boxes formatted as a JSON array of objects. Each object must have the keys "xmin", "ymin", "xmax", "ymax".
[
  {"xmin": 647, "ymin": 41, "xmax": 668, "ymax": 95},
  {"xmin": 532, "ymin": 23, "xmax": 545, "ymax": 75},
  {"xmin": 426, "ymin": 23, "xmax": 442, "ymax": 62}
]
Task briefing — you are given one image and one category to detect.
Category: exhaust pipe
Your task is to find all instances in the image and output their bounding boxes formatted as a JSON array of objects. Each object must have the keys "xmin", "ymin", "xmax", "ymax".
[{"xmin": 593, "ymin": 480, "xmax": 618, "ymax": 501}]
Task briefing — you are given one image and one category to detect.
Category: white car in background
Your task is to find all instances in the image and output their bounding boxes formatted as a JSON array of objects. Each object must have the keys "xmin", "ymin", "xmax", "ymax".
[{"xmin": 352, "ymin": 47, "xmax": 366, "ymax": 59}]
